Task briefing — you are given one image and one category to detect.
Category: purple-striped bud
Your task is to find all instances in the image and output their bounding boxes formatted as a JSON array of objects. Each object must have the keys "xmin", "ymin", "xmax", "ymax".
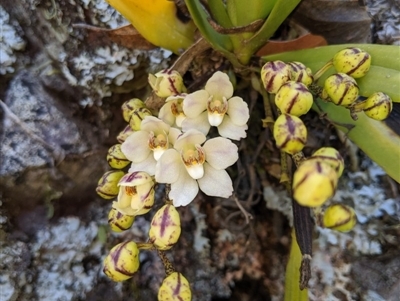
[{"xmin": 260, "ymin": 60, "xmax": 291, "ymax": 94}]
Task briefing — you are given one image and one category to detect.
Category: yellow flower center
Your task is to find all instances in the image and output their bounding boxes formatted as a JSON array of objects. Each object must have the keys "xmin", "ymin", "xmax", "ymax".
[
  {"xmin": 149, "ymin": 132, "xmax": 168, "ymax": 150},
  {"xmin": 125, "ymin": 186, "xmax": 137, "ymax": 196}
]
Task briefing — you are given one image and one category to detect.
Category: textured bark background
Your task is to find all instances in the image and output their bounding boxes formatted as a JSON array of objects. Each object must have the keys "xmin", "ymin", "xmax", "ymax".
[{"xmin": 1, "ymin": 1, "xmax": 399, "ymax": 301}]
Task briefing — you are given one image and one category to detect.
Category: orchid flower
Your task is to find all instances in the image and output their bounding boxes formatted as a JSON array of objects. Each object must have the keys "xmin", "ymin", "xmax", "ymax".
[
  {"xmin": 155, "ymin": 129, "xmax": 239, "ymax": 206},
  {"xmin": 158, "ymin": 94, "xmax": 187, "ymax": 128},
  {"xmin": 121, "ymin": 116, "xmax": 181, "ymax": 175},
  {"xmin": 182, "ymin": 71, "xmax": 250, "ymax": 140}
]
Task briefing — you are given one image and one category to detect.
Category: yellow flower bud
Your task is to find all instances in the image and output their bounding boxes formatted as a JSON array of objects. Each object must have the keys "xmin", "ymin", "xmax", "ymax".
[
  {"xmin": 309, "ymin": 147, "xmax": 344, "ymax": 177},
  {"xmin": 148, "ymin": 69, "xmax": 186, "ymax": 98},
  {"xmin": 363, "ymin": 92, "xmax": 393, "ymax": 121},
  {"xmin": 113, "ymin": 171, "xmax": 155, "ymax": 216},
  {"xmin": 288, "ymin": 62, "xmax": 314, "ymax": 86},
  {"xmin": 275, "ymin": 81, "xmax": 313, "ymax": 116},
  {"xmin": 333, "ymin": 47, "xmax": 371, "ymax": 78},
  {"xmin": 96, "ymin": 170, "xmax": 125, "ymax": 200},
  {"xmin": 103, "ymin": 241, "xmax": 140, "ymax": 282},
  {"xmin": 260, "ymin": 60, "xmax": 291, "ymax": 94},
  {"xmin": 323, "ymin": 204, "xmax": 357, "ymax": 232},
  {"xmin": 116, "ymin": 125, "xmax": 135, "ymax": 143},
  {"xmin": 149, "ymin": 204, "xmax": 181, "ymax": 250},
  {"xmin": 293, "ymin": 160, "xmax": 339, "ymax": 207},
  {"xmin": 273, "ymin": 114, "xmax": 307, "ymax": 155},
  {"xmin": 107, "ymin": 144, "xmax": 130, "ymax": 169},
  {"xmin": 121, "ymin": 98, "xmax": 145, "ymax": 122},
  {"xmin": 129, "ymin": 107, "xmax": 153, "ymax": 131},
  {"xmin": 108, "ymin": 207, "xmax": 135, "ymax": 232},
  {"xmin": 158, "ymin": 272, "xmax": 192, "ymax": 301},
  {"xmin": 322, "ymin": 73, "xmax": 359, "ymax": 106}
]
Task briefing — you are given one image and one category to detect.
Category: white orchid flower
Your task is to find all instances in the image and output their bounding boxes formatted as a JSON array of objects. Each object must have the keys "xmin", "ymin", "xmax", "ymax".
[
  {"xmin": 182, "ymin": 71, "xmax": 250, "ymax": 140},
  {"xmin": 155, "ymin": 129, "xmax": 238, "ymax": 207},
  {"xmin": 121, "ymin": 116, "xmax": 181, "ymax": 175},
  {"xmin": 158, "ymin": 94, "xmax": 187, "ymax": 128}
]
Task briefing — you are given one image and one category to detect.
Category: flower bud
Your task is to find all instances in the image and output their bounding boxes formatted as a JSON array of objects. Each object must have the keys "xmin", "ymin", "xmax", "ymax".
[
  {"xmin": 273, "ymin": 114, "xmax": 307, "ymax": 155},
  {"xmin": 107, "ymin": 144, "xmax": 130, "ymax": 169},
  {"xmin": 149, "ymin": 204, "xmax": 181, "ymax": 250},
  {"xmin": 117, "ymin": 125, "xmax": 135, "ymax": 143},
  {"xmin": 158, "ymin": 272, "xmax": 192, "ymax": 301},
  {"xmin": 129, "ymin": 107, "xmax": 153, "ymax": 131},
  {"xmin": 293, "ymin": 160, "xmax": 339, "ymax": 207},
  {"xmin": 363, "ymin": 92, "xmax": 393, "ymax": 121},
  {"xmin": 112, "ymin": 171, "xmax": 155, "ymax": 216},
  {"xmin": 108, "ymin": 207, "xmax": 135, "ymax": 232},
  {"xmin": 309, "ymin": 147, "xmax": 344, "ymax": 177},
  {"xmin": 103, "ymin": 241, "xmax": 140, "ymax": 282},
  {"xmin": 333, "ymin": 47, "xmax": 371, "ymax": 78},
  {"xmin": 96, "ymin": 170, "xmax": 125, "ymax": 200},
  {"xmin": 323, "ymin": 204, "xmax": 357, "ymax": 232},
  {"xmin": 288, "ymin": 62, "xmax": 313, "ymax": 86},
  {"xmin": 322, "ymin": 73, "xmax": 359, "ymax": 106},
  {"xmin": 148, "ymin": 69, "xmax": 186, "ymax": 98},
  {"xmin": 275, "ymin": 81, "xmax": 313, "ymax": 116},
  {"xmin": 121, "ymin": 98, "xmax": 146, "ymax": 122},
  {"xmin": 260, "ymin": 60, "xmax": 291, "ymax": 94}
]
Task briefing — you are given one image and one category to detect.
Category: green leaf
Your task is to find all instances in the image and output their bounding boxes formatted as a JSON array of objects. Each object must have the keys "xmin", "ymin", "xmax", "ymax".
[
  {"xmin": 246, "ymin": 0, "xmax": 302, "ymax": 54},
  {"xmin": 285, "ymin": 229, "xmax": 309, "ymax": 301},
  {"xmin": 185, "ymin": 0, "xmax": 233, "ymax": 53},
  {"xmin": 313, "ymin": 98, "xmax": 400, "ymax": 183}
]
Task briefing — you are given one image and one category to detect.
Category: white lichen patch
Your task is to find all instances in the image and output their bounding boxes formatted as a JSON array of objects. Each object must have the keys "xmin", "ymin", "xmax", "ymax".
[
  {"xmin": 68, "ymin": 44, "xmax": 143, "ymax": 104},
  {"xmin": 191, "ymin": 202, "xmax": 210, "ymax": 253},
  {"xmin": 263, "ymin": 186, "xmax": 293, "ymax": 225},
  {"xmin": 366, "ymin": 0, "xmax": 400, "ymax": 45},
  {"xmin": 0, "ymin": 5, "xmax": 26, "ymax": 75},
  {"xmin": 30, "ymin": 217, "xmax": 102, "ymax": 301},
  {"xmin": 77, "ymin": 0, "xmax": 128, "ymax": 28}
]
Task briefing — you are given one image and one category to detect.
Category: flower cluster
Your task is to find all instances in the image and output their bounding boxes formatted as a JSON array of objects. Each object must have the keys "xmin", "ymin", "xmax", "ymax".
[
  {"xmin": 119, "ymin": 70, "xmax": 248, "ymax": 207},
  {"xmin": 97, "ymin": 69, "xmax": 249, "ymax": 299}
]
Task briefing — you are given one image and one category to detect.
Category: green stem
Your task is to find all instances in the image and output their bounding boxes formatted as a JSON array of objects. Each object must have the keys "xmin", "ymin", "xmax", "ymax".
[
  {"xmin": 313, "ymin": 59, "xmax": 333, "ymax": 82},
  {"xmin": 158, "ymin": 250, "xmax": 176, "ymax": 276}
]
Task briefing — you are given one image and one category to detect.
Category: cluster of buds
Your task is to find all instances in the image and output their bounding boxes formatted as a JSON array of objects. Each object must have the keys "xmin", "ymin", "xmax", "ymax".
[
  {"xmin": 260, "ymin": 55, "xmax": 360, "ymax": 233},
  {"xmin": 97, "ymin": 67, "xmax": 251, "ymax": 299},
  {"xmin": 261, "ymin": 59, "xmax": 317, "ymax": 157},
  {"xmin": 292, "ymin": 147, "xmax": 344, "ymax": 207},
  {"xmin": 321, "ymin": 47, "xmax": 393, "ymax": 121}
]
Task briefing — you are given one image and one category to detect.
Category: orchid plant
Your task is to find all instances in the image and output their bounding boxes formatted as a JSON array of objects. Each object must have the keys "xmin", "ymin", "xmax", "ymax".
[{"xmin": 121, "ymin": 70, "xmax": 248, "ymax": 207}]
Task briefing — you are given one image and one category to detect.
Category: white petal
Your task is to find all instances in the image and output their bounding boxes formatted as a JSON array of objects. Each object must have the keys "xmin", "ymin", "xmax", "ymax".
[
  {"xmin": 181, "ymin": 112, "xmax": 210, "ymax": 136},
  {"xmin": 207, "ymin": 112, "xmax": 224, "ymax": 127},
  {"xmin": 141, "ymin": 116, "xmax": 170, "ymax": 134},
  {"xmin": 198, "ymin": 163, "xmax": 233, "ymax": 198},
  {"xmin": 205, "ymin": 71, "xmax": 233, "ymax": 100},
  {"xmin": 175, "ymin": 114, "xmax": 186, "ymax": 127},
  {"xmin": 153, "ymin": 148, "xmax": 166, "ymax": 161},
  {"xmin": 217, "ymin": 115, "xmax": 248, "ymax": 140},
  {"xmin": 203, "ymin": 137, "xmax": 238, "ymax": 170},
  {"xmin": 169, "ymin": 170, "xmax": 199, "ymax": 207},
  {"xmin": 112, "ymin": 201, "xmax": 137, "ymax": 216},
  {"xmin": 128, "ymin": 153, "xmax": 157, "ymax": 175},
  {"xmin": 182, "ymin": 90, "xmax": 208, "ymax": 118},
  {"xmin": 155, "ymin": 149, "xmax": 181, "ymax": 183},
  {"xmin": 121, "ymin": 131, "xmax": 151, "ymax": 162},
  {"xmin": 174, "ymin": 129, "xmax": 206, "ymax": 151},
  {"xmin": 168, "ymin": 127, "xmax": 182, "ymax": 145},
  {"xmin": 158, "ymin": 102, "xmax": 175, "ymax": 126},
  {"xmin": 227, "ymin": 96, "xmax": 249, "ymax": 126},
  {"xmin": 185, "ymin": 163, "xmax": 204, "ymax": 179}
]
